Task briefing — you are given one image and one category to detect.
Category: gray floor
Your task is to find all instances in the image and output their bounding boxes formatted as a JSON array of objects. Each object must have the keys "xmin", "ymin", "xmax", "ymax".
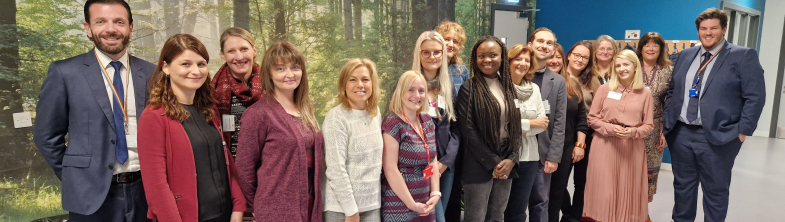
[{"xmin": 566, "ymin": 136, "xmax": 785, "ymax": 221}]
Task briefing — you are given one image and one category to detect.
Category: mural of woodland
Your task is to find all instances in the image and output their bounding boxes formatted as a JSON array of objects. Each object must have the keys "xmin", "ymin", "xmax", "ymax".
[{"xmin": 0, "ymin": 0, "xmax": 534, "ymax": 220}]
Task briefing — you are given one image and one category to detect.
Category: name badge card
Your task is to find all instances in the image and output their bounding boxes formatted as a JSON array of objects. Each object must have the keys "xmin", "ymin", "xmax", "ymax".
[
  {"xmin": 525, "ymin": 103, "xmax": 536, "ymax": 111},
  {"xmin": 543, "ymin": 100, "xmax": 551, "ymax": 115},
  {"xmin": 126, "ymin": 135, "xmax": 137, "ymax": 147},
  {"xmin": 689, "ymin": 88, "xmax": 699, "ymax": 98},
  {"xmin": 222, "ymin": 114, "xmax": 235, "ymax": 132},
  {"xmin": 607, "ymin": 91, "xmax": 622, "ymax": 100}
]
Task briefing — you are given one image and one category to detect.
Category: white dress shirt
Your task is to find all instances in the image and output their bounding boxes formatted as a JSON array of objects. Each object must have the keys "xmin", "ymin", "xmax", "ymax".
[{"xmin": 95, "ymin": 49, "xmax": 140, "ymax": 174}]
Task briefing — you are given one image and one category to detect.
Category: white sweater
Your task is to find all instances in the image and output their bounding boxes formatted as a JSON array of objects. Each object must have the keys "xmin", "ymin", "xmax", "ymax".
[
  {"xmin": 322, "ymin": 104, "xmax": 384, "ymax": 216},
  {"xmin": 516, "ymin": 82, "xmax": 546, "ymax": 162}
]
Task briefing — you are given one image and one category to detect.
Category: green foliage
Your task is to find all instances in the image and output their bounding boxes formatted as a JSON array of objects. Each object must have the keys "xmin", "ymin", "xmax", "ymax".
[{"xmin": 0, "ymin": 176, "xmax": 67, "ymax": 222}]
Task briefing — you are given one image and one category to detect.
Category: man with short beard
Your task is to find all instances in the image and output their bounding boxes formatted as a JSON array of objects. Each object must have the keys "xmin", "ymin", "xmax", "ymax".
[{"xmin": 34, "ymin": 0, "xmax": 155, "ymax": 221}]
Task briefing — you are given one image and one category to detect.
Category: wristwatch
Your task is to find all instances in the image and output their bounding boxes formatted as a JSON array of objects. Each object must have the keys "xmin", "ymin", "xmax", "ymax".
[{"xmin": 430, "ymin": 191, "xmax": 442, "ymax": 198}]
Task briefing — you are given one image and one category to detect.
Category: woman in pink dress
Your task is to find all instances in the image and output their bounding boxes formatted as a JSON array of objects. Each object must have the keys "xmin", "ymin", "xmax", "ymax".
[{"xmin": 583, "ymin": 50, "xmax": 653, "ymax": 222}]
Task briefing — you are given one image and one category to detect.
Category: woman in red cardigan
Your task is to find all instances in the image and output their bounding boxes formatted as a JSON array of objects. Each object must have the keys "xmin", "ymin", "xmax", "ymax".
[
  {"xmin": 138, "ymin": 34, "xmax": 246, "ymax": 222},
  {"xmin": 235, "ymin": 41, "xmax": 324, "ymax": 222}
]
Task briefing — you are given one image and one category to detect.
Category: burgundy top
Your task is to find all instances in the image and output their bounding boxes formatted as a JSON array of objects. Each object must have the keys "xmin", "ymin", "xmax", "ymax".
[{"xmin": 236, "ymin": 94, "xmax": 324, "ymax": 222}]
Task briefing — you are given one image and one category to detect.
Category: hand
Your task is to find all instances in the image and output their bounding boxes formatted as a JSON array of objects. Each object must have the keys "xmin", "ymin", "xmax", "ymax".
[
  {"xmin": 572, "ymin": 147, "xmax": 585, "ymax": 163},
  {"xmin": 530, "ymin": 116, "xmax": 550, "ymax": 129},
  {"xmin": 345, "ymin": 212, "xmax": 360, "ymax": 222},
  {"xmin": 230, "ymin": 211, "xmax": 244, "ymax": 222},
  {"xmin": 407, "ymin": 202, "xmax": 428, "ymax": 215},
  {"xmin": 438, "ymin": 161, "xmax": 448, "ymax": 174},
  {"xmin": 494, "ymin": 159, "xmax": 514, "ymax": 179},
  {"xmin": 544, "ymin": 160, "xmax": 558, "ymax": 173},
  {"xmin": 739, "ymin": 134, "xmax": 746, "ymax": 142},
  {"xmin": 657, "ymin": 133, "xmax": 667, "ymax": 151},
  {"xmin": 421, "ymin": 196, "xmax": 439, "ymax": 216},
  {"xmin": 613, "ymin": 126, "xmax": 632, "ymax": 139}
]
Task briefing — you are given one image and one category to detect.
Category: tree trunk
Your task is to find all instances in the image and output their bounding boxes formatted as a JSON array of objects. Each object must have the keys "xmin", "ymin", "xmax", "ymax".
[
  {"xmin": 352, "ymin": 0, "xmax": 362, "ymax": 42},
  {"xmin": 181, "ymin": 0, "xmax": 199, "ymax": 34},
  {"xmin": 440, "ymin": 0, "xmax": 455, "ymax": 23},
  {"xmin": 343, "ymin": 0, "xmax": 353, "ymax": 45},
  {"xmin": 218, "ymin": 0, "xmax": 231, "ymax": 32},
  {"xmin": 164, "ymin": 0, "xmax": 181, "ymax": 38},
  {"xmin": 0, "ymin": 0, "xmax": 27, "ymax": 169},
  {"xmin": 273, "ymin": 0, "xmax": 287, "ymax": 41},
  {"xmin": 234, "ymin": 0, "xmax": 250, "ymax": 31},
  {"xmin": 129, "ymin": 0, "xmax": 156, "ymax": 61}
]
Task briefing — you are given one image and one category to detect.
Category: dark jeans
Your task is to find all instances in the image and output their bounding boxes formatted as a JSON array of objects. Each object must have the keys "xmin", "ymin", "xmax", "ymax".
[
  {"xmin": 435, "ymin": 167, "xmax": 456, "ymax": 222},
  {"xmin": 463, "ymin": 178, "xmax": 513, "ymax": 222},
  {"xmin": 504, "ymin": 161, "xmax": 539, "ymax": 222},
  {"xmin": 549, "ymin": 145, "xmax": 575, "ymax": 222},
  {"xmin": 529, "ymin": 161, "xmax": 552, "ymax": 222},
  {"xmin": 68, "ymin": 178, "xmax": 151, "ymax": 222}
]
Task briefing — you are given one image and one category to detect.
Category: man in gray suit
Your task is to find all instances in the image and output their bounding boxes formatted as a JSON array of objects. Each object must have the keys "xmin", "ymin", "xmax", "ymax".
[
  {"xmin": 505, "ymin": 27, "xmax": 568, "ymax": 222},
  {"xmin": 664, "ymin": 8, "xmax": 765, "ymax": 222},
  {"xmin": 34, "ymin": 0, "xmax": 155, "ymax": 221}
]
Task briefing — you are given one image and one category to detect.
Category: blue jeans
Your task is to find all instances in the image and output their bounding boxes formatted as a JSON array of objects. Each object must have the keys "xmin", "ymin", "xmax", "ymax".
[
  {"xmin": 504, "ymin": 161, "xmax": 539, "ymax": 222},
  {"xmin": 435, "ymin": 166, "xmax": 455, "ymax": 222}
]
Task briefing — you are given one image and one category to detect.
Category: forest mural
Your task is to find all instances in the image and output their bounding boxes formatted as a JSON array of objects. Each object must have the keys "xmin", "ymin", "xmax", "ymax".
[{"xmin": 0, "ymin": 0, "xmax": 534, "ymax": 220}]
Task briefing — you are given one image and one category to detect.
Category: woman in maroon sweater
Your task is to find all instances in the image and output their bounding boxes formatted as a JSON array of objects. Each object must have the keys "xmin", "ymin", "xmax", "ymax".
[
  {"xmin": 236, "ymin": 41, "xmax": 324, "ymax": 222},
  {"xmin": 138, "ymin": 34, "xmax": 246, "ymax": 222}
]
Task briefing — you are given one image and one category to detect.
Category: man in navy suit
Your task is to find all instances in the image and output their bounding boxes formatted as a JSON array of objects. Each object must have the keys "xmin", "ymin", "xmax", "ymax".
[
  {"xmin": 34, "ymin": 0, "xmax": 155, "ymax": 221},
  {"xmin": 663, "ymin": 8, "xmax": 765, "ymax": 222}
]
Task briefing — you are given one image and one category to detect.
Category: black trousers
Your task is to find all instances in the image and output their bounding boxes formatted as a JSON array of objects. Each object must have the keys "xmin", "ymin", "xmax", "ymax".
[
  {"xmin": 548, "ymin": 143, "xmax": 575, "ymax": 222},
  {"xmin": 560, "ymin": 134, "xmax": 592, "ymax": 222}
]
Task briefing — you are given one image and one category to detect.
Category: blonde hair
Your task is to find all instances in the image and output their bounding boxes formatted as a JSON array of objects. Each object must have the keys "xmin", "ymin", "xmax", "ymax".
[
  {"xmin": 389, "ymin": 71, "xmax": 428, "ymax": 115},
  {"xmin": 260, "ymin": 41, "xmax": 319, "ymax": 131},
  {"xmin": 412, "ymin": 31, "xmax": 455, "ymax": 121},
  {"xmin": 336, "ymin": 58, "xmax": 381, "ymax": 117},
  {"xmin": 608, "ymin": 50, "xmax": 644, "ymax": 91},
  {"xmin": 592, "ymin": 35, "xmax": 619, "ymax": 79},
  {"xmin": 435, "ymin": 20, "xmax": 467, "ymax": 65}
]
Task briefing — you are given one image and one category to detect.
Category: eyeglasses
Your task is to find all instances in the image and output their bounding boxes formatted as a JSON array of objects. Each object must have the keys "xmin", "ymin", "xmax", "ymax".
[
  {"xmin": 421, "ymin": 50, "xmax": 443, "ymax": 58},
  {"xmin": 598, "ymin": 47, "xmax": 614, "ymax": 53},
  {"xmin": 571, "ymin": 53, "xmax": 590, "ymax": 62}
]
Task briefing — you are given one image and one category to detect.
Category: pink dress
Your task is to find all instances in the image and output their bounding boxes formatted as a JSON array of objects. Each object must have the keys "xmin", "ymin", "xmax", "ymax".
[{"xmin": 583, "ymin": 84, "xmax": 654, "ymax": 222}]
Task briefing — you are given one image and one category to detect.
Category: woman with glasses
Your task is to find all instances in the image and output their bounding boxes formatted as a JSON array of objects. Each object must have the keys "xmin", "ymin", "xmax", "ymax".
[
  {"xmin": 411, "ymin": 31, "xmax": 458, "ymax": 222},
  {"xmin": 635, "ymin": 32, "xmax": 672, "ymax": 221},
  {"xmin": 592, "ymin": 35, "xmax": 619, "ymax": 84},
  {"xmin": 583, "ymin": 50, "xmax": 653, "ymax": 222},
  {"xmin": 556, "ymin": 41, "xmax": 599, "ymax": 222},
  {"xmin": 547, "ymin": 43, "xmax": 565, "ymax": 74}
]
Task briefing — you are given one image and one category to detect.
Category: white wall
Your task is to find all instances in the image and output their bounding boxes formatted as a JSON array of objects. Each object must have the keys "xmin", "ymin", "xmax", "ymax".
[{"xmin": 755, "ymin": 0, "xmax": 785, "ymax": 137}]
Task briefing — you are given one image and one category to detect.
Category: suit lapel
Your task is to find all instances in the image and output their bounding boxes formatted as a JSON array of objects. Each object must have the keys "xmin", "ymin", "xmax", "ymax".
[
  {"xmin": 83, "ymin": 49, "xmax": 115, "ymax": 126},
  {"xmin": 701, "ymin": 42, "xmax": 731, "ymax": 94},
  {"xmin": 130, "ymin": 57, "xmax": 148, "ymax": 119},
  {"xmin": 539, "ymin": 73, "xmax": 554, "ymax": 100}
]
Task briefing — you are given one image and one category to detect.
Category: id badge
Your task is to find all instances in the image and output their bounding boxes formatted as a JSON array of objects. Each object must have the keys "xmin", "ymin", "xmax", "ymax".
[
  {"xmin": 607, "ymin": 91, "xmax": 622, "ymax": 100},
  {"xmin": 222, "ymin": 114, "xmax": 235, "ymax": 132},
  {"xmin": 689, "ymin": 88, "xmax": 699, "ymax": 98},
  {"xmin": 543, "ymin": 100, "xmax": 551, "ymax": 115},
  {"xmin": 423, "ymin": 165, "xmax": 434, "ymax": 180},
  {"xmin": 126, "ymin": 134, "xmax": 137, "ymax": 147}
]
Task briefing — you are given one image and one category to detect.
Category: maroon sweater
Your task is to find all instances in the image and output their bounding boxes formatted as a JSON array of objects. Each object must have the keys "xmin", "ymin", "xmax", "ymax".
[{"xmin": 235, "ymin": 94, "xmax": 324, "ymax": 222}]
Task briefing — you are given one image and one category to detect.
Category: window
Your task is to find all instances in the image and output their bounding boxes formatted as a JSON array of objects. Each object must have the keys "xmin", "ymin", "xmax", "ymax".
[{"xmin": 723, "ymin": 1, "xmax": 761, "ymax": 50}]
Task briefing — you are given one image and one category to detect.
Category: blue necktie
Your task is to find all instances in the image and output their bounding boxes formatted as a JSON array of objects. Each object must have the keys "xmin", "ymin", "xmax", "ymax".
[
  {"xmin": 110, "ymin": 61, "xmax": 129, "ymax": 164},
  {"xmin": 686, "ymin": 52, "xmax": 712, "ymax": 123}
]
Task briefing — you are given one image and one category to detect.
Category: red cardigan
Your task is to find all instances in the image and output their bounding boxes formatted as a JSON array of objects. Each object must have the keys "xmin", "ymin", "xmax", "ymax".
[
  {"xmin": 138, "ymin": 105, "xmax": 246, "ymax": 222},
  {"xmin": 236, "ymin": 94, "xmax": 324, "ymax": 222}
]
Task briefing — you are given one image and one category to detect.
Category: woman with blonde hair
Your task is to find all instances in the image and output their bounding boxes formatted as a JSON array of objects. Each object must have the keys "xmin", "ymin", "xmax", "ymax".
[
  {"xmin": 592, "ymin": 35, "xmax": 619, "ymax": 83},
  {"xmin": 236, "ymin": 41, "xmax": 324, "ymax": 222},
  {"xmin": 381, "ymin": 71, "xmax": 440, "ymax": 222},
  {"xmin": 323, "ymin": 58, "xmax": 384, "ymax": 222},
  {"xmin": 435, "ymin": 20, "xmax": 470, "ymax": 92},
  {"xmin": 411, "ymin": 31, "xmax": 458, "ymax": 222},
  {"xmin": 583, "ymin": 50, "xmax": 653, "ymax": 222},
  {"xmin": 138, "ymin": 34, "xmax": 246, "ymax": 222}
]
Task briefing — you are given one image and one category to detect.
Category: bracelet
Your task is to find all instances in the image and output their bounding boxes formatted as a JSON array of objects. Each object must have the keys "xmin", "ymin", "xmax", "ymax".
[
  {"xmin": 430, "ymin": 191, "xmax": 442, "ymax": 198},
  {"xmin": 575, "ymin": 142, "xmax": 586, "ymax": 149}
]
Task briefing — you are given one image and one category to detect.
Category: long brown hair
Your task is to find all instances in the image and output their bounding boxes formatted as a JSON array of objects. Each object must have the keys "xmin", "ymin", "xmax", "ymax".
[
  {"xmin": 147, "ymin": 34, "xmax": 216, "ymax": 122},
  {"xmin": 563, "ymin": 41, "xmax": 597, "ymax": 101},
  {"xmin": 260, "ymin": 41, "xmax": 319, "ymax": 131}
]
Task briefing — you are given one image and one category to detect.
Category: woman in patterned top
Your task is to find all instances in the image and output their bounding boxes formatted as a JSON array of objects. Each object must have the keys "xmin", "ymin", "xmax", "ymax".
[
  {"xmin": 635, "ymin": 32, "xmax": 673, "ymax": 222},
  {"xmin": 381, "ymin": 71, "xmax": 441, "ymax": 222}
]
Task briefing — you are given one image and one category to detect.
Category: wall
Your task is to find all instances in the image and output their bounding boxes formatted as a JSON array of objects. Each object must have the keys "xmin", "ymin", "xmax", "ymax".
[{"xmin": 762, "ymin": 0, "xmax": 785, "ymax": 137}]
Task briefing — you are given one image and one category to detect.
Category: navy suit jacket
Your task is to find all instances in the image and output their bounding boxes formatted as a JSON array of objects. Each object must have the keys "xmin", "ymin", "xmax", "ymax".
[
  {"xmin": 33, "ymin": 49, "xmax": 155, "ymax": 215},
  {"xmin": 663, "ymin": 42, "xmax": 765, "ymax": 145}
]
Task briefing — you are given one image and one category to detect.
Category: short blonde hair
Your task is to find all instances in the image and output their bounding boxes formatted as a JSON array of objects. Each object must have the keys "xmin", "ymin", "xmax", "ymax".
[
  {"xmin": 608, "ymin": 50, "xmax": 644, "ymax": 91},
  {"xmin": 336, "ymin": 58, "xmax": 381, "ymax": 117},
  {"xmin": 435, "ymin": 20, "xmax": 467, "ymax": 65},
  {"xmin": 389, "ymin": 71, "xmax": 428, "ymax": 115}
]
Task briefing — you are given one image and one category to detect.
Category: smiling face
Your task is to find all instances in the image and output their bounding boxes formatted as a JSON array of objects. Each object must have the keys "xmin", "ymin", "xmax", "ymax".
[
  {"xmin": 614, "ymin": 57, "xmax": 635, "ymax": 84},
  {"xmin": 271, "ymin": 60, "xmax": 303, "ymax": 94},
  {"xmin": 568, "ymin": 45, "xmax": 590, "ymax": 73},
  {"xmin": 510, "ymin": 53, "xmax": 531, "ymax": 80},
  {"xmin": 547, "ymin": 51, "xmax": 563, "ymax": 73},
  {"xmin": 345, "ymin": 66, "xmax": 372, "ymax": 110},
  {"xmin": 420, "ymin": 39, "xmax": 444, "ymax": 75},
  {"xmin": 403, "ymin": 77, "xmax": 426, "ymax": 114},
  {"xmin": 164, "ymin": 50, "xmax": 209, "ymax": 98},
  {"xmin": 527, "ymin": 31, "xmax": 555, "ymax": 61},
  {"xmin": 443, "ymin": 29, "xmax": 459, "ymax": 60},
  {"xmin": 595, "ymin": 40, "xmax": 615, "ymax": 63},
  {"xmin": 220, "ymin": 36, "xmax": 257, "ymax": 78},
  {"xmin": 641, "ymin": 40, "xmax": 661, "ymax": 63},
  {"xmin": 83, "ymin": 3, "xmax": 133, "ymax": 58},
  {"xmin": 698, "ymin": 18, "xmax": 726, "ymax": 51},
  {"xmin": 476, "ymin": 41, "xmax": 502, "ymax": 77}
]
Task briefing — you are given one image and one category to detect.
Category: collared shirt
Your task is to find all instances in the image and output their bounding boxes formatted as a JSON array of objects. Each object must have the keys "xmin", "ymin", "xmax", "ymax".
[
  {"xmin": 679, "ymin": 40, "xmax": 725, "ymax": 125},
  {"xmin": 95, "ymin": 49, "xmax": 140, "ymax": 174},
  {"xmin": 449, "ymin": 63, "xmax": 470, "ymax": 93}
]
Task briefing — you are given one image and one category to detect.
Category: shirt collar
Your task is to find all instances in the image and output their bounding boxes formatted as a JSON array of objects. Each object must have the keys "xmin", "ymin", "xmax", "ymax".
[
  {"xmin": 94, "ymin": 48, "xmax": 130, "ymax": 71},
  {"xmin": 700, "ymin": 39, "xmax": 725, "ymax": 56},
  {"xmin": 536, "ymin": 67, "xmax": 547, "ymax": 74}
]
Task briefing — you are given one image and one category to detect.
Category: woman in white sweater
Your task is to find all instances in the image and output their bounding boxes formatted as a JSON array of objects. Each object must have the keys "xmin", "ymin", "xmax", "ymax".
[
  {"xmin": 323, "ymin": 58, "xmax": 384, "ymax": 222},
  {"xmin": 504, "ymin": 44, "xmax": 550, "ymax": 220}
]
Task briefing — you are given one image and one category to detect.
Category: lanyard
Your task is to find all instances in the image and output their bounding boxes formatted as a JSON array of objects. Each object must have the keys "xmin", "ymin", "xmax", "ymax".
[
  {"xmin": 400, "ymin": 113, "xmax": 430, "ymax": 162},
  {"xmin": 692, "ymin": 47, "xmax": 723, "ymax": 89},
  {"xmin": 644, "ymin": 65, "xmax": 657, "ymax": 87},
  {"xmin": 95, "ymin": 51, "xmax": 130, "ymax": 123}
]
